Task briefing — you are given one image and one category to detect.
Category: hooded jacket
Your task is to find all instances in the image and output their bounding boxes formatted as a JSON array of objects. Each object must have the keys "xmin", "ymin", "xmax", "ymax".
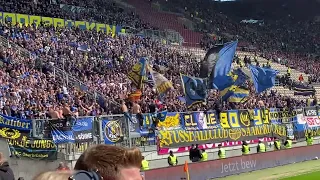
[{"xmin": 0, "ymin": 162, "xmax": 15, "ymax": 180}]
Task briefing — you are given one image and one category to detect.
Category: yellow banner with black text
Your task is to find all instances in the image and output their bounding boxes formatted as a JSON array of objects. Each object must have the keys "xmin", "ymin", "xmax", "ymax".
[
  {"xmin": 181, "ymin": 108, "xmax": 296, "ymax": 131},
  {"xmin": 159, "ymin": 124, "xmax": 287, "ymax": 148}
]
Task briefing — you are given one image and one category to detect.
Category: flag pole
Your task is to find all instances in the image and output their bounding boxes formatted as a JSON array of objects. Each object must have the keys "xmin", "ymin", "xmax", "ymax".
[
  {"xmin": 206, "ymin": 77, "xmax": 209, "ymax": 106},
  {"xmin": 184, "ymin": 161, "xmax": 190, "ymax": 180},
  {"xmin": 186, "ymin": 169, "xmax": 190, "ymax": 180}
]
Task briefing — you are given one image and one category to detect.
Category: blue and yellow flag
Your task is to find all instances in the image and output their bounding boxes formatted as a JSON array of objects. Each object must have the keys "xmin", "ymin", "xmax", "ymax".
[
  {"xmin": 220, "ymin": 85, "xmax": 249, "ymax": 102},
  {"xmin": 249, "ymin": 65, "xmax": 279, "ymax": 93},
  {"xmin": 228, "ymin": 87, "xmax": 250, "ymax": 103},
  {"xmin": 181, "ymin": 74, "xmax": 207, "ymax": 108},
  {"xmin": 219, "ymin": 68, "xmax": 249, "ymax": 102},
  {"xmin": 233, "ymin": 68, "xmax": 250, "ymax": 86},
  {"xmin": 210, "ymin": 41, "xmax": 238, "ymax": 90},
  {"xmin": 128, "ymin": 57, "xmax": 147, "ymax": 89}
]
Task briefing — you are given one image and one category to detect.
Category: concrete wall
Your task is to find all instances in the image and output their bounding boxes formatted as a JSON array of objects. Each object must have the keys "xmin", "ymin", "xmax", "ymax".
[
  {"xmin": 140, "ymin": 139, "xmax": 315, "ymax": 169},
  {"xmin": 0, "ymin": 139, "xmax": 64, "ymax": 180}
]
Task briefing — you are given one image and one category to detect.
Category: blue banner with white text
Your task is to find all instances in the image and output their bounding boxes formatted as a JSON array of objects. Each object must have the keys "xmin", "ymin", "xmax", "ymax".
[
  {"xmin": 47, "ymin": 117, "xmax": 94, "ymax": 144},
  {"xmin": 0, "ymin": 114, "xmax": 32, "ymax": 131}
]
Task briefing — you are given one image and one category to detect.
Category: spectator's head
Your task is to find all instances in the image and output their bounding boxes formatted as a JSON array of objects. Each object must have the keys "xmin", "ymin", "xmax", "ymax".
[
  {"xmin": 74, "ymin": 145, "xmax": 142, "ymax": 180},
  {"xmin": 0, "ymin": 152, "xmax": 6, "ymax": 164},
  {"xmin": 33, "ymin": 171, "xmax": 72, "ymax": 180},
  {"xmin": 58, "ymin": 162, "xmax": 66, "ymax": 168},
  {"xmin": 74, "ymin": 153, "xmax": 88, "ymax": 170}
]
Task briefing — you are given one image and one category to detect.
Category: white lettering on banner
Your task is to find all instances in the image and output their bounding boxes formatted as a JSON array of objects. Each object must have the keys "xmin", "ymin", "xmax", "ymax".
[
  {"xmin": 76, "ymin": 121, "xmax": 88, "ymax": 127},
  {"xmin": 306, "ymin": 110, "xmax": 317, "ymax": 116},
  {"xmin": 221, "ymin": 159, "xmax": 256, "ymax": 174},
  {"xmin": 52, "ymin": 134, "xmax": 74, "ymax": 141},
  {"xmin": 305, "ymin": 116, "xmax": 320, "ymax": 128},
  {"xmin": 76, "ymin": 132, "xmax": 92, "ymax": 140}
]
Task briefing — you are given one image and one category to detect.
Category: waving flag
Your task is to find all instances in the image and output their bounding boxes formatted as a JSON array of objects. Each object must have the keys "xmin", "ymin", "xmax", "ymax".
[
  {"xmin": 150, "ymin": 69, "xmax": 173, "ymax": 97},
  {"xmin": 128, "ymin": 57, "xmax": 147, "ymax": 89},
  {"xmin": 210, "ymin": 41, "xmax": 238, "ymax": 90},
  {"xmin": 228, "ymin": 87, "xmax": 250, "ymax": 102},
  {"xmin": 233, "ymin": 68, "xmax": 250, "ymax": 86},
  {"xmin": 181, "ymin": 74, "xmax": 207, "ymax": 108},
  {"xmin": 199, "ymin": 45, "xmax": 224, "ymax": 79},
  {"xmin": 249, "ymin": 65, "xmax": 279, "ymax": 93}
]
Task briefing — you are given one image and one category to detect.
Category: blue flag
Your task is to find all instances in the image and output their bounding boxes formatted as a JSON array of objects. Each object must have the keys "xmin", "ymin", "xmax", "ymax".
[
  {"xmin": 249, "ymin": 65, "xmax": 279, "ymax": 93},
  {"xmin": 199, "ymin": 45, "xmax": 224, "ymax": 79},
  {"xmin": 233, "ymin": 68, "xmax": 250, "ymax": 86},
  {"xmin": 211, "ymin": 41, "xmax": 238, "ymax": 90},
  {"xmin": 181, "ymin": 74, "xmax": 207, "ymax": 108}
]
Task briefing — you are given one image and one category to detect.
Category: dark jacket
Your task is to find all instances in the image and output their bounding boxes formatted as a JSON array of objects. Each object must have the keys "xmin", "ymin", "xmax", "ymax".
[{"xmin": 0, "ymin": 162, "xmax": 15, "ymax": 180}]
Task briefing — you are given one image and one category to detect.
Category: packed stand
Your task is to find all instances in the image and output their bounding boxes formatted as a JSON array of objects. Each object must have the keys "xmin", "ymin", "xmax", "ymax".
[
  {"xmin": 1, "ymin": 17, "xmax": 310, "ymax": 117},
  {"xmin": 0, "ymin": 45, "xmax": 99, "ymax": 119},
  {"xmin": 162, "ymin": 0, "xmax": 320, "ymax": 80},
  {"xmin": 0, "ymin": 0, "xmax": 149, "ymax": 30}
]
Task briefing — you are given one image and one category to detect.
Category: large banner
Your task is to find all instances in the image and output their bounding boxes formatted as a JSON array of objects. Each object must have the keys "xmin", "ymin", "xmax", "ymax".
[
  {"xmin": 44, "ymin": 117, "xmax": 94, "ymax": 144},
  {"xmin": 0, "ymin": 114, "xmax": 32, "ymax": 140},
  {"xmin": 0, "ymin": 12, "xmax": 123, "ymax": 35},
  {"xmin": 158, "ymin": 124, "xmax": 287, "ymax": 148},
  {"xmin": 8, "ymin": 137, "xmax": 57, "ymax": 160}
]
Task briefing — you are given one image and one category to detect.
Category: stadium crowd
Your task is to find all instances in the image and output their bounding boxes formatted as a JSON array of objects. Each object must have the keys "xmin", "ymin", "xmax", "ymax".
[
  {"xmin": 0, "ymin": 0, "xmax": 149, "ymax": 30},
  {"xmin": 0, "ymin": 0, "xmax": 318, "ymax": 119},
  {"xmin": 176, "ymin": 0, "xmax": 320, "ymax": 81}
]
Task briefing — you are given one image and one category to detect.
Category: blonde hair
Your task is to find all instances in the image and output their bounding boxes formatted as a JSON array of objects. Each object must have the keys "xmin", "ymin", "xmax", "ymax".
[
  {"xmin": 75, "ymin": 145, "xmax": 142, "ymax": 180},
  {"xmin": 33, "ymin": 171, "xmax": 72, "ymax": 180}
]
